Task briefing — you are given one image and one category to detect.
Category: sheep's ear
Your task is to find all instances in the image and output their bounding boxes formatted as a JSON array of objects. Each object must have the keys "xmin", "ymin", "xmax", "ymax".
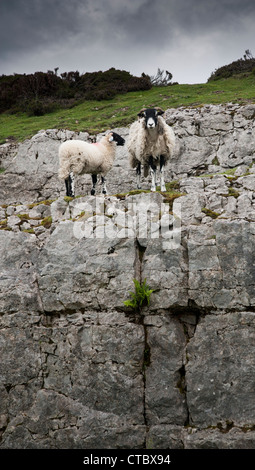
[
  {"xmin": 137, "ymin": 109, "xmax": 146, "ymax": 118},
  {"xmin": 155, "ymin": 107, "xmax": 165, "ymax": 116}
]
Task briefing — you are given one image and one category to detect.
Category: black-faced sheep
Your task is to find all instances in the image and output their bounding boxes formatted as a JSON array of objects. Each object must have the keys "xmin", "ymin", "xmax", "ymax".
[
  {"xmin": 58, "ymin": 132, "xmax": 125, "ymax": 196},
  {"xmin": 127, "ymin": 108, "xmax": 175, "ymax": 191}
]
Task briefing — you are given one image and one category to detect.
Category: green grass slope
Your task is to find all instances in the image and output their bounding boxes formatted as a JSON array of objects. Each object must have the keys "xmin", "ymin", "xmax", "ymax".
[{"xmin": 1, "ymin": 73, "xmax": 255, "ymax": 143}]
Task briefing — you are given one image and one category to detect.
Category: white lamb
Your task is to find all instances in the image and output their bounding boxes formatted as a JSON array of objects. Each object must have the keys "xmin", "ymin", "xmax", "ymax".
[
  {"xmin": 58, "ymin": 132, "xmax": 125, "ymax": 196},
  {"xmin": 127, "ymin": 107, "xmax": 175, "ymax": 191}
]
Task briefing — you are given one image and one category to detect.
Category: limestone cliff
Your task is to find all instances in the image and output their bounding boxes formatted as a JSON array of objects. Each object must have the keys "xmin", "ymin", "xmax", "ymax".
[{"xmin": 1, "ymin": 104, "xmax": 255, "ymax": 449}]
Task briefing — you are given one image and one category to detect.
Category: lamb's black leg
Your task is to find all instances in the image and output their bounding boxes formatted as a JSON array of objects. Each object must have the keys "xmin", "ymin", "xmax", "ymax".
[
  {"xmin": 149, "ymin": 156, "xmax": 157, "ymax": 192},
  {"xmin": 160, "ymin": 155, "xmax": 166, "ymax": 192},
  {"xmin": 101, "ymin": 176, "xmax": 107, "ymax": 194},
  {"xmin": 65, "ymin": 173, "xmax": 75, "ymax": 197},
  {"xmin": 136, "ymin": 162, "xmax": 141, "ymax": 189},
  {"xmin": 91, "ymin": 174, "xmax": 97, "ymax": 195}
]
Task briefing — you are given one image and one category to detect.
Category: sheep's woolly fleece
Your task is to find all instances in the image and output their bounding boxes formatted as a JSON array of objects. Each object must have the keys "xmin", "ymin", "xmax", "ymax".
[
  {"xmin": 58, "ymin": 134, "xmax": 117, "ymax": 180},
  {"xmin": 127, "ymin": 115, "xmax": 175, "ymax": 168}
]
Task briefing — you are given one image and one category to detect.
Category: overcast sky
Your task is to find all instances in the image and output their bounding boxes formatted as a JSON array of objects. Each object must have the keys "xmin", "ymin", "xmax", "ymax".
[{"xmin": 1, "ymin": 0, "xmax": 255, "ymax": 84}]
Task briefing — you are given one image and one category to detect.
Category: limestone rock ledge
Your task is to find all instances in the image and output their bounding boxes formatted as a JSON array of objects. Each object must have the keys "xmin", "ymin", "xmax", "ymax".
[
  {"xmin": 1, "ymin": 104, "xmax": 255, "ymax": 449},
  {"xmin": 1, "ymin": 185, "xmax": 255, "ymax": 449}
]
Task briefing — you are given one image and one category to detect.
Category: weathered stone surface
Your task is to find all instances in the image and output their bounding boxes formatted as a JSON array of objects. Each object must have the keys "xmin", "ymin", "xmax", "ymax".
[
  {"xmin": 1, "ymin": 105, "xmax": 255, "ymax": 449},
  {"xmin": 1, "ymin": 188, "xmax": 255, "ymax": 448},
  {"xmin": 0, "ymin": 231, "xmax": 42, "ymax": 314},
  {"xmin": 186, "ymin": 312, "xmax": 255, "ymax": 429},
  {"xmin": 165, "ymin": 103, "xmax": 255, "ymax": 177},
  {"xmin": 145, "ymin": 315, "xmax": 188, "ymax": 425},
  {"xmin": 142, "ymin": 238, "xmax": 188, "ymax": 310},
  {"xmin": 0, "ymin": 310, "xmax": 146, "ymax": 449},
  {"xmin": 146, "ymin": 425, "xmax": 184, "ymax": 449},
  {"xmin": 37, "ymin": 220, "xmax": 136, "ymax": 312},
  {"xmin": 184, "ymin": 428, "xmax": 255, "ymax": 449}
]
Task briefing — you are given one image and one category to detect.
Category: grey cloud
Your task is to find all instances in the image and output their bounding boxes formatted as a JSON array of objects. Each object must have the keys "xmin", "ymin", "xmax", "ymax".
[
  {"xmin": 161, "ymin": 0, "xmax": 255, "ymax": 30},
  {"xmin": 0, "ymin": 0, "xmax": 89, "ymax": 59},
  {"xmin": 3, "ymin": 0, "xmax": 254, "ymax": 56},
  {"xmin": 1, "ymin": 0, "xmax": 255, "ymax": 82},
  {"xmin": 100, "ymin": 0, "xmax": 255, "ymax": 50}
]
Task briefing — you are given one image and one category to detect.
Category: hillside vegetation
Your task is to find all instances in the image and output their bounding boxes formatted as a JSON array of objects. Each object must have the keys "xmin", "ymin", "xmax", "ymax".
[
  {"xmin": 0, "ymin": 68, "xmax": 151, "ymax": 115},
  {"xmin": 208, "ymin": 52, "xmax": 255, "ymax": 81},
  {"xmin": 1, "ymin": 70, "xmax": 255, "ymax": 143}
]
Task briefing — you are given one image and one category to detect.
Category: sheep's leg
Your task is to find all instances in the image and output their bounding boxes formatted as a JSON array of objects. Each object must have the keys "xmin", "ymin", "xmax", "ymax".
[
  {"xmin": 149, "ymin": 157, "xmax": 157, "ymax": 192},
  {"xmin": 65, "ymin": 177, "xmax": 70, "ymax": 196},
  {"xmin": 65, "ymin": 173, "xmax": 75, "ymax": 197},
  {"xmin": 136, "ymin": 162, "xmax": 141, "ymax": 189},
  {"xmin": 70, "ymin": 172, "xmax": 75, "ymax": 197},
  {"xmin": 160, "ymin": 155, "xmax": 166, "ymax": 192},
  {"xmin": 150, "ymin": 166, "xmax": 157, "ymax": 192},
  {"xmin": 91, "ymin": 174, "xmax": 97, "ymax": 195},
  {"xmin": 101, "ymin": 176, "xmax": 107, "ymax": 195}
]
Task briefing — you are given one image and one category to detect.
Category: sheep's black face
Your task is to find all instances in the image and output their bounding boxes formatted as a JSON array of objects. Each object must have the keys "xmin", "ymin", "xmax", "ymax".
[
  {"xmin": 111, "ymin": 132, "xmax": 125, "ymax": 146},
  {"xmin": 138, "ymin": 108, "xmax": 164, "ymax": 129}
]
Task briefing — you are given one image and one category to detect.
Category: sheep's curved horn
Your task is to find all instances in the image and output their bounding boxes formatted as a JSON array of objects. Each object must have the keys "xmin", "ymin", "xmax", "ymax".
[{"xmin": 155, "ymin": 107, "xmax": 165, "ymax": 115}]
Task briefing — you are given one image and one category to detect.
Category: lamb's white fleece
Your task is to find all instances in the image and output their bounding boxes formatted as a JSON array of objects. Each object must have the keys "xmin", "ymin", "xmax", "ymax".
[{"xmin": 58, "ymin": 135, "xmax": 116, "ymax": 180}]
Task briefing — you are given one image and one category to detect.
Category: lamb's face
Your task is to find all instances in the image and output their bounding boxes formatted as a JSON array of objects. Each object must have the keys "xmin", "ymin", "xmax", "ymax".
[
  {"xmin": 108, "ymin": 132, "xmax": 125, "ymax": 146},
  {"xmin": 137, "ymin": 108, "xmax": 165, "ymax": 129}
]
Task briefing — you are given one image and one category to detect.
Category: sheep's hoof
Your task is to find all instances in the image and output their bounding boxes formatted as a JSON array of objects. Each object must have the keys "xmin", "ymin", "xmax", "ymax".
[
  {"xmin": 102, "ymin": 190, "xmax": 107, "ymax": 195},
  {"xmin": 91, "ymin": 189, "xmax": 95, "ymax": 195}
]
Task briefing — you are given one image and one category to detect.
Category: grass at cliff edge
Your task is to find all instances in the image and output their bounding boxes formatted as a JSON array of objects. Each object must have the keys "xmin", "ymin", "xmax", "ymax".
[{"xmin": 1, "ymin": 73, "xmax": 255, "ymax": 143}]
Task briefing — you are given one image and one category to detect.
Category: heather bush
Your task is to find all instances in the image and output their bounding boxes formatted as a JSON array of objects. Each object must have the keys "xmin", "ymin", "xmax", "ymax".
[{"xmin": 0, "ymin": 68, "xmax": 151, "ymax": 114}]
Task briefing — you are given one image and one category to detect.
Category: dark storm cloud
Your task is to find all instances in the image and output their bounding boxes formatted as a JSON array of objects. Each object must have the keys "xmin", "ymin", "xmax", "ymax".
[
  {"xmin": 112, "ymin": 0, "xmax": 255, "ymax": 44},
  {"xmin": 1, "ymin": 0, "xmax": 255, "ymax": 81},
  {"xmin": 0, "ymin": 0, "xmax": 89, "ymax": 59},
  {"xmin": 2, "ymin": 0, "xmax": 255, "ymax": 55}
]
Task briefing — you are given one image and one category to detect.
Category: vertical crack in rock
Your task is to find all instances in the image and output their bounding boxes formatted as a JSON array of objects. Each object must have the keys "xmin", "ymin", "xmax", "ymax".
[
  {"xmin": 134, "ymin": 238, "xmax": 146, "ymax": 283},
  {"xmin": 177, "ymin": 309, "xmax": 201, "ymax": 427},
  {"xmin": 134, "ymin": 238, "xmax": 150, "ymax": 444},
  {"xmin": 142, "ymin": 323, "xmax": 151, "ymax": 433},
  {"xmin": 176, "ymin": 364, "xmax": 189, "ymax": 426}
]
